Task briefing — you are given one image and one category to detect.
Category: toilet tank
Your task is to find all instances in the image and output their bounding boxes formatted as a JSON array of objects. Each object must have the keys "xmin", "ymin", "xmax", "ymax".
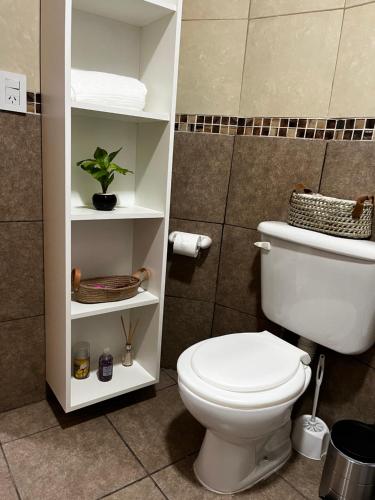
[{"xmin": 257, "ymin": 222, "xmax": 375, "ymax": 355}]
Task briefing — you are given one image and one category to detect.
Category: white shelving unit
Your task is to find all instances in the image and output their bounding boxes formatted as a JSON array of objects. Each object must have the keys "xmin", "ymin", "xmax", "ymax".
[{"xmin": 41, "ymin": 0, "xmax": 182, "ymax": 411}]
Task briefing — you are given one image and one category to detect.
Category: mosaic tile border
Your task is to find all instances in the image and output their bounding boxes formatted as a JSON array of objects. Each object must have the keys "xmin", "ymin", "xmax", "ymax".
[
  {"xmin": 27, "ymin": 92, "xmax": 41, "ymax": 114},
  {"xmin": 175, "ymin": 114, "xmax": 375, "ymax": 141}
]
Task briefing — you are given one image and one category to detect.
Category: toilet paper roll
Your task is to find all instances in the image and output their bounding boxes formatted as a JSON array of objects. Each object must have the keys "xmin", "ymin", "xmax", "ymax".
[{"xmin": 173, "ymin": 232, "xmax": 201, "ymax": 257}]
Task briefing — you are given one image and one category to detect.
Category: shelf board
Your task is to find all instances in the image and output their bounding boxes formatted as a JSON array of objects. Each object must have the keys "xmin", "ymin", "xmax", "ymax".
[
  {"xmin": 71, "ymin": 289, "xmax": 159, "ymax": 320},
  {"xmin": 71, "ymin": 102, "xmax": 170, "ymax": 123},
  {"xmin": 73, "ymin": 0, "xmax": 176, "ymax": 27},
  {"xmin": 71, "ymin": 205, "xmax": 164, "ymax": 221},
  {"xmin": 70, "ymin": 361, "xmax": 156, "ymax": 410}
]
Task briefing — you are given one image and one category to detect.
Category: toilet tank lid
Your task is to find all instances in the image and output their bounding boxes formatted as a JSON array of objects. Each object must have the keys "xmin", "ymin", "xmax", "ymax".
[{"xmin": 258, "ymin": 222, "xmax": 375, "ymax": 262}]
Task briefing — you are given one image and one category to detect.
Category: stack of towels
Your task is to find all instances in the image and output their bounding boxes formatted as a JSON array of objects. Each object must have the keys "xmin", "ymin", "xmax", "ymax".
[{"xmin": 71, "ymin": 69, "xmax": 147, "ymax": 111}]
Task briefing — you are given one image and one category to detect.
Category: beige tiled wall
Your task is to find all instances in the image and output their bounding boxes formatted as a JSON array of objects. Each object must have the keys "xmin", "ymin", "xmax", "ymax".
[
  {"xmin": 240, "ymin": 10, "xmax": 343, "ymax": 118},
  {"xmin": 177, "ymin": 0, "xmax": 375, "ymax": 118},
  {"xmin": 0, "ymin": 0, "xmax": 40, "ymax": 92},
  {"xmin": 329, "ymin": 3, "xmax": 375, "ymax": 117}
]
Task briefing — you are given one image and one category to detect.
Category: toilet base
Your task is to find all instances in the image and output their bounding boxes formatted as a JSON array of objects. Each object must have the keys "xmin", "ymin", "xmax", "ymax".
[{"xmin": 194, "ymin": 422, "xmax": 292, "ymax": 495}]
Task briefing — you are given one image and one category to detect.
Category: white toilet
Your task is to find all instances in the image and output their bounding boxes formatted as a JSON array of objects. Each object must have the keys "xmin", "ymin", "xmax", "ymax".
[{"xmin": 177, "ymin": 221, "xmax": 375, "ymax": 495}]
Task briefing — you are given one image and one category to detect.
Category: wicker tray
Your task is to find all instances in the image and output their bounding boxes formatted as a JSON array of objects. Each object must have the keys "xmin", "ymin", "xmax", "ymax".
[
  {"xmin": 288, "ymin": 184, "xmax": 374, "ymax": 239},
  {"xmin": 72, "ymin": 267, "xmax": 150, "ymax": 304}
]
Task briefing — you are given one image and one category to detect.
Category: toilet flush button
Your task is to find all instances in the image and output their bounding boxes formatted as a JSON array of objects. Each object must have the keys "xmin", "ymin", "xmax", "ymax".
[{"xmin": 254, "ymin": 241, "xmax": 271, "ymax": 251}]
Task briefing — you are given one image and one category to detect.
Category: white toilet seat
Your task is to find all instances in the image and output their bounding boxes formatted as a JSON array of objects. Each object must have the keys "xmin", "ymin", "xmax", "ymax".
[{"xmin": 177, "ymin": 331, "xmax": 311, "ymax": 410}]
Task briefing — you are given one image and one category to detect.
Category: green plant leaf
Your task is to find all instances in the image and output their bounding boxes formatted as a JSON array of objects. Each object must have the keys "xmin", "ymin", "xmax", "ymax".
[
  {"xmin": 109, "ymin": 163, "xmax": 134, "ymax": 175},
  {"xmin": 94, "ymin": 147, "xmax": 108, "ymax": 162},
  {"xmin": 76, "ymin": 158, "xmax": 96, "ymax": 167},
  {"xmin": 108, "ymin": 147, "xmax": 122, "ymax": 163}
]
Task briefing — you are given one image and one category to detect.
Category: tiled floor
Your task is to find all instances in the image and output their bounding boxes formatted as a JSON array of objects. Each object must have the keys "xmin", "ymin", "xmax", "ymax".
[{"xmin": 0, "ymin": 369, "xmax": 323, "ymax": 499}]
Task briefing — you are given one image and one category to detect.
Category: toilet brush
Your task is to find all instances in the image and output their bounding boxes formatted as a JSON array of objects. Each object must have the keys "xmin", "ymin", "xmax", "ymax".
[{"xmin": 291, "ymin": 354, "xmax": 330, "ymax": 460}]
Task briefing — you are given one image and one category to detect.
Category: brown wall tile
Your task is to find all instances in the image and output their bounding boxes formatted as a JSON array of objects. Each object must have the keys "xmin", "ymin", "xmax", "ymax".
[
  {"xmin": 296, "ymin": 350, "xmax": 375, "ymax": 426},
  {"xmin": 212, "ymin": 305, "xmax": 261, "ymax": 337},
  {"xmin": 0, "ymin": 316, "xmax": 45, "ymax": 412},
  {"xmin": 320, "ymin": 141, "xmax": 375, "ymax": 240},
  {"xmin": 161, "ymin": 297, "xmax": 214, "ymax": 368},
  {"xmin": 0, "ymin": 222, "xmax": 44, "ymax": 322},
  {"xmin": 0, "ymin": 113, "xmax": 42, "ymax": 221},
  {"xmin": 216, "ymin": 225, "xmax": 261, "ymax": 315},
  {"xmin": 226, "ymin": 137, "xmax": 326, "ymax": 229},
  {"xmin": 171, "ymin": 133, "xmax": 233, "ymax": 223},
  {"xmin": 166, "ymin": 219, "xmax": 222, "ymax": 302}
]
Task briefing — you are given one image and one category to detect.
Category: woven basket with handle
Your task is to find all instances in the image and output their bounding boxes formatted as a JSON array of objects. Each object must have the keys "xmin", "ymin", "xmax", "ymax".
[
  {"xmin": 288, "ymin": 184, "xmax": 374, "ymax": 239},
  {"xmin": 72, "ymin": 267, "xmax": 150, "ymax": 304}
]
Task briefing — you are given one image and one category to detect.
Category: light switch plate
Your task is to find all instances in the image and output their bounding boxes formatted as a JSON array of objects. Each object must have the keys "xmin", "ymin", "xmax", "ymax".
[{"xmin": 0, "ymin": 70, "xmax": 27, "ymax": 113}]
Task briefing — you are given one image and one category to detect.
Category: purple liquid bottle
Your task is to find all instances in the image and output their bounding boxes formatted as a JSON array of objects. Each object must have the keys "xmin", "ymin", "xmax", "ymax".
[{"xmin": 98, "ymin": 348, "xmax": 113, "ymax": 382}]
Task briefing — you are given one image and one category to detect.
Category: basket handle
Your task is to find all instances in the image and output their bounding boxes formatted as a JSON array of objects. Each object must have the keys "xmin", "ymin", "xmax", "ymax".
[
  {"xmin": 352, "ymin": 195, "xmax": 374, "ymax": 220},
  {"xmin": 132, "ymin": 267, "xmax": 150, "ymax": 284},
  {"xmin": 72, "ymin": 268, "xmax": 81, "ymax": 292},
  {"xmin": 293, "ymin": 183, "xmax": 313, "ymax": 194}
]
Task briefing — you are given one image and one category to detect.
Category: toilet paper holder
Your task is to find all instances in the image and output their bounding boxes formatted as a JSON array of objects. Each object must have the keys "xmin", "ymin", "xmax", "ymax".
[{"xmin": 168, "ymin": 231, "xmax": 212, "ymax": 250}]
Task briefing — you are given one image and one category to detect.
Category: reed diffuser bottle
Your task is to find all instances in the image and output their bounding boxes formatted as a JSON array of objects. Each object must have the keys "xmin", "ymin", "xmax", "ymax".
[{"xmin": 121, "ymin": 316, "xmax": 139, "ymax": 367}]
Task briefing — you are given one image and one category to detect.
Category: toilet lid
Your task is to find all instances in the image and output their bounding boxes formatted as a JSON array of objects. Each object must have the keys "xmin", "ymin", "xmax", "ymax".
[{"xmin": 191, "ymin": 332, "xmax": 307, "ymax": 393}]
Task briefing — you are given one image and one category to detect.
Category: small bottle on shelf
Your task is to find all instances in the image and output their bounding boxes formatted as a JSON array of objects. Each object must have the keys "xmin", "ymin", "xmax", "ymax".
[
  {"xmin": 98, "ymin": 348, "xmax": 113, "ymax": 382},
  {"xmin": 73, "ymin": 341, "xmax": 90, "ymax": 379}
]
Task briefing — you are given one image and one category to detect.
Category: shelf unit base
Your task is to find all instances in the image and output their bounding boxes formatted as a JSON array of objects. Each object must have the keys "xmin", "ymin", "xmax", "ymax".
[{"xmin": 70, "ymin": 361, "xmax": 156, "ymax": 410}]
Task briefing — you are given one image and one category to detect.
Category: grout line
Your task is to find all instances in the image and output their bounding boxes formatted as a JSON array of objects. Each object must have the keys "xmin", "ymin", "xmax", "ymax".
[
  {"xmin": 249, "ymin": 6, "xmax": 344, "ymax": 21},
  {"xmin": 149, "ymin": 476, "xmax": 169, "ymax": 500},
  {"xmin": 345, "ymin": 0, "xmax": 375, "ymax": 8},
  {"xmin": 238, "ymin": 13, "xmax": 251, "ymax": 116},
  {"xmin": 150, "ymin": 449, "xmax": 200, "ymax": 476},
  {"xmin": 104, "ymin": 415, "xmax": 149, "ymax": 474},
  {"xmin": 0, "ymin": 397, "xmax": 46, "ymax": 416},
  {"xmin": 165, "ymin": 293, "xmax": 215, "ymax": 305},
  {"xmin": 1, "ymin": 444, "xmax": 22, "ymax": 500},
  {"xmin": 318, "ymin": 141, "xmax": 329, "ymax": 192},
  {"xmin": 327, "ymin": 8, "xmax": 346, "ymax": 115},
  {"xmin": 0, "ymin": 424, "xmax": 60, "ymax": 446},
  {"xmin": 0, "ymin": 220, "xmax": 43, "ymax": 224},
  {"xmin": 97, "ymin": 476, "xmax": 150, "ymax": 500},
  {"xmin": 170, "ymin": 215, "xmax": 223, "ymax": 226},
  {"xmin": 277, "ymin": 473, "xmax": 311, "ymax": 500},
  {"xmin": 0, "ymin": 314, "xmax": 44, "ymax": 326}
]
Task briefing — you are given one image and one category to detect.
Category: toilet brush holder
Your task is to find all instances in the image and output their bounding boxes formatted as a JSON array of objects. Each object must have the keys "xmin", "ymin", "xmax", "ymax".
[
  {"xmin": 292, "ymin": 354, "xmax": 329, "ymax": 460},
  {"xmin": 292, "ymin": 415, "xmax": 330, "ymax": 460}
]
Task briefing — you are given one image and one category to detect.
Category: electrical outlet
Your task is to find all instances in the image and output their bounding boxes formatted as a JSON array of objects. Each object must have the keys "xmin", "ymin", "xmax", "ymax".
[{"xmin": 0, "ymin": 71, "xmax": 26, "ymax": 113}]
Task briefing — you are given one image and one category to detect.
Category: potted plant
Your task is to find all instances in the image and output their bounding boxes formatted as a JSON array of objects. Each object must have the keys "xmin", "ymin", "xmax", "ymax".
[{"xmin": 77, "ymin": 146, "xmax": 133, "ymax": 211}]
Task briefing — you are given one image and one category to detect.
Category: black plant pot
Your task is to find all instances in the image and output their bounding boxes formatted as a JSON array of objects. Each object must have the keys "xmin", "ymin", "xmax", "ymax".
[{"xmin": 92, "ymin": 193, "xmax": 117, "ymax": 211}]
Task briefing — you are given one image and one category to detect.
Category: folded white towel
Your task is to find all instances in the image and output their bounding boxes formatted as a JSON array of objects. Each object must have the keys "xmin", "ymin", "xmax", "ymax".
[{"xmin": 71, "ymin": 69, "xmax": 147, "ymax": 111}]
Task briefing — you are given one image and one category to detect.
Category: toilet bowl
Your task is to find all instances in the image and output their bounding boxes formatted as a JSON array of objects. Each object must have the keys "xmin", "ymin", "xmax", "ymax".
[{"xmin": 177, "ymin": 331, "xmax": 311, "ymax": 495}]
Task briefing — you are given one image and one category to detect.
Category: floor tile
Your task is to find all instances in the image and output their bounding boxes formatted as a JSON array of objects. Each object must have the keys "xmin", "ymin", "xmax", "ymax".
[
  {"xmin": 0, "ymin": 450, "xmax": 18, "ymax": 500},
  {"xmin": 0, "ymin": 316, "xmax": 45, "ymax": 413},
  {"xmin": 330, "ymin": 3, "xmax": 375, "ymax": 116},
  {"xmin": 107, "ymin": 386, "xmax": 204, "ymax": 473},
  {"xmin": 171, "ymin": 133, "xmax": 233, "ymax": 223},
  {"xmin": 161, "ymin": 296, "xmax": 214, "ymax": 368},
  {"xmin": 0, "ymin": 113, "xmax": 42, "ymax": 222},
  {"xmin": 0, "ymin": 400, "xmax": 58, "ymax": 444},
  {"xmin": 166, "ymin": 218, "xmax": 222, "ymax": 302},
  {"xmin": 177, "ymin": 20, "xmax": 248, "ymax": 115},
  {"xmin": 279, "ymin": 452, "xmax": 324, "ymax": 500},
  {"xmin": 105, "ymin": 477, "xmax": 165, "ymax": 500},
  {"xmin": 3, "ymin": 416, "xmax": 145, "ymax": 500},
  {"xmin": 183, "ymin": 0, "xmax": 250, "ymax": 20},
  {"xmin": 225, "ymin": 136, "xmax": 325, "ymax": 230},
  {"xmin": 0, "ymin": 222, "xmax": 44, "ymax": 322},
  {"xmin": 153, "ymin": 455, "xmax": 304, "ymax": 499},
  {"xmin": 155, "ymin": 369, "xmax": 176, "ymax": 391},
  {"xmin": 240, "ymin": 11, "xmax": 342, "ymax": 117}
]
